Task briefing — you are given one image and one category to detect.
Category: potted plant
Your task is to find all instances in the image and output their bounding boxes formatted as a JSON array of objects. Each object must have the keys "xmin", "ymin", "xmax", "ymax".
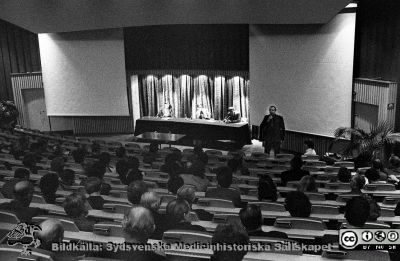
[{"xmin": 334, "ymin": 121, "xmax": 400, "ymax": 166}]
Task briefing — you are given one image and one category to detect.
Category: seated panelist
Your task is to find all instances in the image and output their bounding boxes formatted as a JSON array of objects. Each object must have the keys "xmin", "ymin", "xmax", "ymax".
[
  {"xmin": 157, "ymin": 102, "xmax": 173, "ymax": 118},
  {"xmin": 223, "ymin": 106, "xmax": 241, "ymax": 123}
]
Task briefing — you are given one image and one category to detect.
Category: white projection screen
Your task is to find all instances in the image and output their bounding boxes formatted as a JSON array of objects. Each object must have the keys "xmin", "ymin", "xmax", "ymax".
[
  {"xmin": 250, "ymin": 12, "xmax": 355, "ymax": 137},
  {"xmin": 38, "ymin": 29, "xmax": 129, "ymax": 116}
]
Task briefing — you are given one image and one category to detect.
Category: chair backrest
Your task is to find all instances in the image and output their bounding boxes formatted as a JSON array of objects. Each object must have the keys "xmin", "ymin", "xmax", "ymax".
[
  {"xmin": 334, "ymin": 161, "xmax": 354, "ymax": 169},
  {"xmin": 286, "ymin": 181, "xmax": 299, "ymax": 188},
  {"xmin": 305, "ymin": 192, "xmax": 325, "ymax": 201},
  {"xmin": 341, "ymin": 221, "xmax": 390, "ymax": 229},
  {"xmin": 32, "ymin": 215, "xmax": 79, "ymax": 232},
  {"xmin": 145, "ymin": 171, "xmax": 169, "ymax": 179},
  {"xmin": 0, "ymin": 244, "xmax": 55, "ymax": 261},
  {"xmin": 254, "ymin": 202, "xmax": 286, "ymax": 212},
  {"xmin": 274, "ymin": 217, "xmax": 326, "ymax": 230},
  {"xmin": 364, "ymin": 183, "xmax": 396, "ymax": 191},
  {"xmin": 93, "ymin": 222, "xmax": 123, "ymax": 237},
  {"xmin": 312, "ymin": 205, "xmax": 339, "ymax": 215},
  {"xmin": 382, "ymin": 196, "xmax": 400, "ymax": 205},
  {"xmin": 205, "ymin": 150, "xmax": 223, "ymax": 156},
  {"xmin": 197, "ymin": 198, "xmax": 235, "ymax": 208},
  {"xmin": 251, "ymin": 152, "xmax": 269, "ymax": 159},
  {"xmin": 325, "ymin": 166, "xmax": 341, "ymax": 174},
  {"xmin": 161, "ymin": 194, "xmax": 177, "ymax": 204},
  {"xmin": 325, "ymin": 182, "xmax": 351, "ymax": 190},
  {"xmin": 212, "ymin": 213, "xmax": 241, "ymax": 224},
  {"xmin": 103, "ymin": 203, "xmax": 132, "ymax": 214},
  {"xmin": 125, "ymin": 143, "xmax": 141, "ymax": 149},
  {"xmin": 31, "ymin": 194, "xmax": 46, "ymax": 204},
  {"xmin": 301, "ymin": 155, "xmax": 320, "ymax": 161},
  {"xmin": 249, "ymin": 237, "xmax": 302, "ymax": 255},
  {"xmin": 336, "ymin": 194, "xmax": 358, "ymax": 203},
  {"xmin": 0, "ymin": 211, "xmax": 19, "ymax": 224},
  {"xmin": 380, "ymin": 207, "xmax": 395, "ymax": 217},
  {"xmin": 247, "ymin": 189, "xmax": 258, "ymax": 197},
  {"xmin": 275, "ymin": 154, "xmax": 294, "ymax": 160},
  {"xmin": 162, "ymin": 230, "xmax": 213, "ymax": 244},
  {"xmin": 304, "ymin": 160, "xmax": 326, "ymax": 167}
]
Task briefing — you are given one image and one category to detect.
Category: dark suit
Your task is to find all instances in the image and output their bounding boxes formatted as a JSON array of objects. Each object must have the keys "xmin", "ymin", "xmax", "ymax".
[
  {"xmin": 225, "ymin": 111, "xmax": 241, "ymax": 123},
  {"xmin": 259, "ymin": 114, "xmax": 285, "ymax": 154}
]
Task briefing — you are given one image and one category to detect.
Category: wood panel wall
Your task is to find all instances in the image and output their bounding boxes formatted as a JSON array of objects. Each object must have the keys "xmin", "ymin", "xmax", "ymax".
[{"xmin": 0, "ymin": 19, "xmax": 41, "ymax": 101}]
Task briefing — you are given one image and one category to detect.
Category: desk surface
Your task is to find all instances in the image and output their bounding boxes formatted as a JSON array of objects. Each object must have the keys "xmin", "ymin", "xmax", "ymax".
[{"xmin": 138, "ymin": 116, "xmax": 248, "ymax": 128}]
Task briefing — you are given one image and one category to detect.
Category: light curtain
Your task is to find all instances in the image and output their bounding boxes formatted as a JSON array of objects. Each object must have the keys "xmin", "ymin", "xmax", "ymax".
[{"xmin": 137, "ymin": 74, "xmax": 249, "ymax": 121}]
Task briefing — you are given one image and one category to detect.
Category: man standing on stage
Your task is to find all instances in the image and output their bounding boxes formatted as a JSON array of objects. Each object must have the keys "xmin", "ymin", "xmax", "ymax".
[{"xmin": 259, "ymin": 105, "xmax": 285, "ymax": 155}]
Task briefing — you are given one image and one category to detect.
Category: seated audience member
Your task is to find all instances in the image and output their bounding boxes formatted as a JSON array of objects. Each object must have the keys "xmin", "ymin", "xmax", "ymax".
[
  {"xmin": 388, "ymin": 155, "xmax": 400, "ymax": 174},
  {"xmin": 72, "ymin": 148, "xmax": 86, "ymax": 166},
  {"xmin": 0, "ymin": 181, "xmax": 47, "ymax": 222},
  {"xmin": 364, "ymin": 195, "xmax": 381, "ymax": 222},
  {"xmin": 127, "ymin": 180, "xmax": 148, "ymax": 205},
  {"xmin": 143, "ymin": 142, "xmax": 159, "ymax": 164},
  {"xmin": 85, "ymin": 177, "xmax": 105, "ymax": 210},
  {"xmin": 39, "ymin": 173, "xmax": 60, "ymax": 204},
  {"xmin": 188, "ymin": 145, "xmax": 208, "ymax": 165},
  {"xmin": 1, "ymin": 167, "xmax": 30, "ymax": 198},
  {"xmin": 365, "ymin": 168, "xmax": 380, "ymax": 183},
  {"xmin": 258, "ymin": 175, "xmax": 278, "ymax": 202},
  {"xmin": 303, "ymin": 140, "xmax": 317, "ymax": 156},
  {"xmin": 165, "ymin": 199, "xmax": 206, "ymax": 232},
  {"xmin": 140, "ymin": 191, "xmax": 165, "ymax": 239},
  {"xmin": 180, "ymin": 160, "xmax": 210, "ymax": 192},
  {"xmin": 36, "ymin": 219, "xmax": 64, "ymax": 251},
  {"xmin": 63, "ymin": 192, "xmax": 95, "ymax": 232},
  {"xmin": 344, "ymin": 196, "xmax": 370, "ymax": 228},
  {"xmin": 98, "ymin": 152, "xmax": 112, "ymax": 172},
  {"xmin": 346, "ymin": 174, "xmax": 366, "ymax": 195},
  {"xmin": 205, "ymin": 166, "xmax": 242, "ymax": 207},
  {"xmin": 167, "ymin": 175, "xmax": 184, "ymax": 194},
  {"xmin": 177, "ymin": 185, "xmax": 213, "ymax": 221},
  {"xmin": 280, "ymin": 156, "xmax": 310, "ymax": 186},
  {"xmin": 161, "ymin": 153, "xmax": 185, "ymax": 174},
  {"xmin": 116, "ymin": 159, "xmax": 130, "ymax": 185},
  {"xmin": 239, "ymin": 204, "xmax": 288, "ymax": 239},
  {"xmin": 223, "ymin": 107, "xmax": 241, "ymax": 123},
  {"xmin": 284, "ymin": 191, "xmax": 311, "ymax": 218},
  {"xmin": 126, "ymin": 156, "xmax": 143, "ymax": 184},
  {"xmin": 10, "ymin": 135, "xmax": 29, "ymax": 160},
  {"xmin": 297, "ymin": 175, "xmax": 318, "ymax": 193},
  {"xmin": 22, "ymin": 152, "xmax": 41, "ymax": 174},
  {"xmin": 115, "ymin": 146, "xmax": 127, "ymax": 159},
  {"xmin": 337, "ymin": 167, "xmax": 352, "ymax": 183},
  {"xmin": 371, "ymin": 158, "xmax": 388, "ymax": 181},
  {"xmin": 50, "ymin": 157, "xmax": 65, "ymax": 177},
  {"xmin": 82, "ymin": 161, "xmax": 111, "ymax": 195},
  {"xmin": 211, "ymin": 223, "xmax": 249, "ymax": 261},
  {"xmin": 227, "ymin": 157, "xmax": 249, "ymax": 176},
  {"xmin": 60, "ymin": 169, "xmax": 76, "ymax": 189},
  {"xmin": 119, "ymin": 206, "xmax": 167, "ymax": 261}
]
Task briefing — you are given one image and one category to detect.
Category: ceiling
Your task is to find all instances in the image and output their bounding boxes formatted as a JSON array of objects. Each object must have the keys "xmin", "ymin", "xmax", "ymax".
[{"xmin": 0, "ymin": 0, "xmax": 352, "ymax": 33}]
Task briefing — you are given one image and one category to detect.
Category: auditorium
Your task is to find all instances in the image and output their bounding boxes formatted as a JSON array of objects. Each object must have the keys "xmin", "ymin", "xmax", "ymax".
[{"xmin": 0, "ymin": 0, "xmax": 400, "ymax": 260}]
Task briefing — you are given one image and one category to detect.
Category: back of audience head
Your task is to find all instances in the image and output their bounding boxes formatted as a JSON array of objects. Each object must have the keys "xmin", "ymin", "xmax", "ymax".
[
  {"xmin": 211, "ymin": 223, "xmax": 249, "ymax": 261},
  {"xmin": 36, "ymin": 219, "xmax": 64, "ymax": 251},
  {"xmin": 149, "ymin": 142, "xmax": 159, "ymax": 153},
  {"xmin": 62, "ymin": 169, "xmax": 75, "ymax": 186},
  {"xmin": 365, "ymin": 168, "xmax": 380, "ymax": 182},
  {"xmin": 140, "ymin": 191, "xmax": 161, "ymax": 212},
  {"xmin": 85, "ymin": 161, "xmax": 106, "ymax": 179},
  {"xmin": 116, "ymin": 146, "xmax": 127, "ymax": 158},
  {"xmin": 284, "ymin": 191, "xmax": 311, "ymax": 217},
  {"xmin": 290, "ymin": 155, "xmax": 303, "ymax": 170},
  {"xmin": 22, "ymin": 153, "xmax": 37, "ymax": 168},
  {"xmin": 338, "ymin": 167, "xmax": 351, "ymax": 183},
  {"xmin": 127, "ymin": 180, "xmax": 148, "ymax": 205},
  {"xmin": 193, "ymin": 145, "xmax": 203, "ymax": 155},
  {"xmin": 39, "ymin": 172, "xmax": 59, "ymax": 196},
  {"xmin": 126, "ymin": 169, "xmax": 143, "ymax": 184},
  {"xmin": 227, "ymin": 158, "xmax": 241, "ymax": 173},
  {"xmin": 239, "ymin": 204, "xmax": 262, "ymax": 232},
  {"xmin": 258, "ymin": 175, "xmax": 278, "ymax": 201},
  {"xmin": 13, "ymin": 181, "xmax": 34, "ymax": 207},
  {"xmin": 116, "ymin": 159, "xmax": 129, "ymax": 184},
  {"xmin": 14, "ymin": 168, "xmax": 30, "ymax": 180},
  {"xmin": 72, "ymin": 148, "xmax": 86, "ymax": 164},
  {"xmin": 167, "ymin": 175, "xmax": 184, "ymax": 194},
  {"xmin": 372, "ymin": 158, "xmax": 384, "ymax": 171},
  {"xmin": 123, "ymin": 206, "xmax": 154, "ymax": 243},
  {"xmin": 98, "ymin": 152, "xmax": 111, "ymax": 167},
  {"xmin": 345, "ymin": 196, "xmax": 370, "ymax": 228},
  {"xmin": 85, "ymin": 177, "xmax": 102, "ymax": 194},
  {"xmin": 177, "ymin": 185, "xmax": 196, "ymax": 206},
  {"xmin": 166, "ymin": 198, "xmax": 190, "ymax": 222},
  {"xmin": 297, "ymin": 175, "xmax": 317, "ymax": 193},
  {"xmin": 304, "ymin": 139, "xmax": 315, "ymax": 149},
  {"xmin": 389, "ymin": 155, "xmax": 400, "ymax": 168},
  {"xmin": 216, "ymin": 166, "xmax": 233, "ymax": 188},
  {"xmin": 50, "ymin": 157, "xmax": 65, "ymax": 173},
  {"xmin": 350, "ymin": 174, "xmax": 366, "ymax": 191},
  {"xmin": 127, "ymin": 156, "xmax": 140, "ymax": 171},
  {"xmin": 189, "ymin": 160, "xmax": 206, "ymax": 178},
  {"xmin": 64, "ymin": 192, "xmax": 89, "ymax": 218}
]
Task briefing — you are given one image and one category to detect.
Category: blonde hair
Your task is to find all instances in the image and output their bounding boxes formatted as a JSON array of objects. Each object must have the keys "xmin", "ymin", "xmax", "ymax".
[{"xmin": 140, "ymin": 191, "xmax": 161, "ymax": 211}]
